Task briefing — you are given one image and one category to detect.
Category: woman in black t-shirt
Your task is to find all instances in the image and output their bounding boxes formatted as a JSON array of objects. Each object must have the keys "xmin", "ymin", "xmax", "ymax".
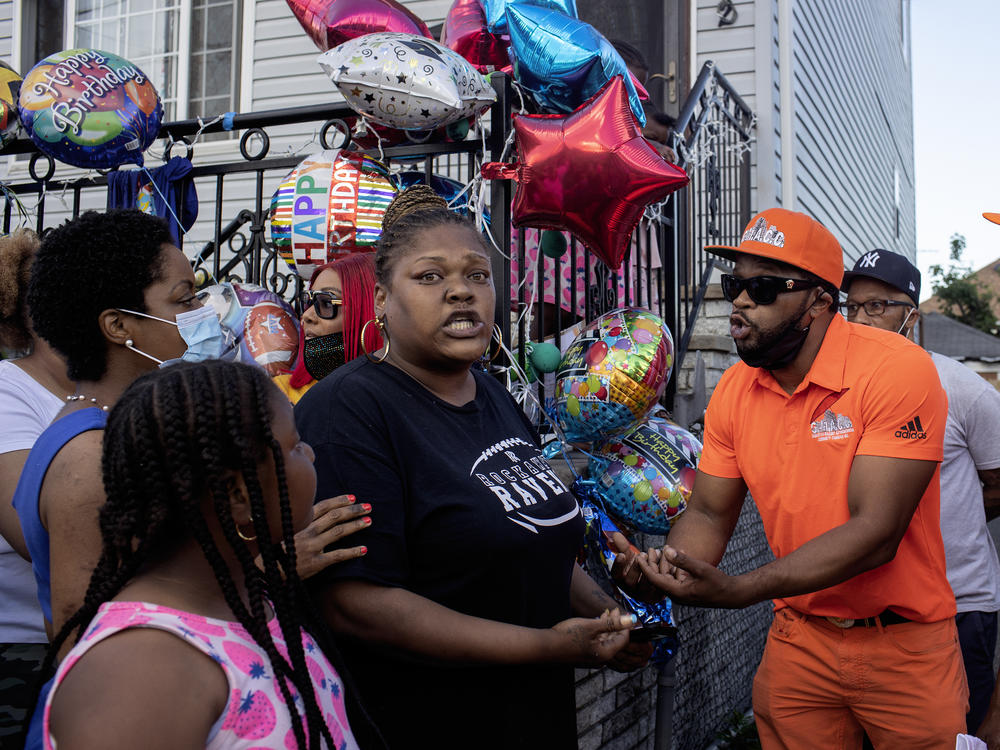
[{"xmin": 296, "ymin": 187, "xmax": 650, "ymax": 749}]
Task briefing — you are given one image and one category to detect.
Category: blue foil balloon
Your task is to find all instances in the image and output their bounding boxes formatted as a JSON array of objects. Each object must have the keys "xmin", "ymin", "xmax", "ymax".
[
  {"xmin": 574, "ymin": 478, "xmax": 677, "ymax": 664},
  {"xmin": 482, "ymin": 0, "xmax": 578, "ymax": 33},
  {"xmin": 505, "ymin": 5, "xmax": 645, "ymax": 125}
]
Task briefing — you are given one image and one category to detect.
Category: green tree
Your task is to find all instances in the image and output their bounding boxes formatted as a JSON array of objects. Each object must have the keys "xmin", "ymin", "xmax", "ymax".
[{"xmin": 928, "ymin": 233, "xmax": 998, "ymax": 334}]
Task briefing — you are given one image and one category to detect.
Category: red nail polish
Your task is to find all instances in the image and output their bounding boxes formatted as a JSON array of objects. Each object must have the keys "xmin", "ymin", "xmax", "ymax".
[
  {"xmin": 360, "ymin": 546, "xmax": 368, "ymax": 555},
  {"xmin": 363, "ymin": 516, "xmax": 372, "ymax": 525},
  {"xmin": 362, "ymin": 503, "xmax": 372, "ymax": 512},
  {"xmin": 348, "ymin": 494, "xmax": 356, "ymax": 502}
]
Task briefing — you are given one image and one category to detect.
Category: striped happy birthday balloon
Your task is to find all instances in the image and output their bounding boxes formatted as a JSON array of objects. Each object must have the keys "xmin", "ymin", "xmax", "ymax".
[{"xmin": 269, "ymin": 148, "xmax": 396, "ymax": 278}]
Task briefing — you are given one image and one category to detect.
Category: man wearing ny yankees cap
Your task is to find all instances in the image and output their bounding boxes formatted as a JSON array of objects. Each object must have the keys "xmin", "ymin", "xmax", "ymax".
[
  {"xmin": 843, "ymin": 247, "xmax": 1000, "ymax": 741},
  {"xmin": 614, "ymin": 208, "xmax": 967, "ymax": 748}
]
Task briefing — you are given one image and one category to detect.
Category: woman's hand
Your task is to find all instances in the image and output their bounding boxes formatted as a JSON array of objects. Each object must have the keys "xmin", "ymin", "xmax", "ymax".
[
  {"xmin": 551, "ymin": 609, "xmax": 636, "ymax": 666},
  {"xmin": 287, "ymin": 494, "xmax": 371, "ymax": 580}
]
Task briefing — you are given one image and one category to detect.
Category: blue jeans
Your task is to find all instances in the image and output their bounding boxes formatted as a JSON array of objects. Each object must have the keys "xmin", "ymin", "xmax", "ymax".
[{"xmin": 956, "ymin": 610, "xmax": 998, "ymax": 734}]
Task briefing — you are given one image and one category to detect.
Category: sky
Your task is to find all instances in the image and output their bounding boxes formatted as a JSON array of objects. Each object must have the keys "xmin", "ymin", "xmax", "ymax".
[{"xmin": 911, "ymin": 0, "xmax": 1000, "ymax": 299}]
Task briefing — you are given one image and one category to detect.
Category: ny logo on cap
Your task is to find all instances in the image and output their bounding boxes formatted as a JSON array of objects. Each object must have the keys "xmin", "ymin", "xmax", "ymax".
[
  {"xmin": 742, "ymin": 216, "xmax": 785, "ymax": 248},
  {"xmin": 859, "ymin": 251, "xmax": 880, "ymax": 268}
]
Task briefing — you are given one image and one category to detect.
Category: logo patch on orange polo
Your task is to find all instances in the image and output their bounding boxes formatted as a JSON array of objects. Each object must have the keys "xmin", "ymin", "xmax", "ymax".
[
  {"xmin": 810, "ymin": 409, "xmax": 854, "ymax": 442},
  {"xmin": 895, "ymin": 416, "xmax": 926, "ymax": 439}
]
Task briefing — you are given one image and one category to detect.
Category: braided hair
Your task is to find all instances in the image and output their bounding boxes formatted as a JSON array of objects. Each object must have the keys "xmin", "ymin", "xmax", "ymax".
[
  {"xmin": 374, "ymin": 185, "xmax": 488, "ymax": 285},
  {"xmin": 44, "ymin": 360, "xmax": 340, "ymax": 749}
]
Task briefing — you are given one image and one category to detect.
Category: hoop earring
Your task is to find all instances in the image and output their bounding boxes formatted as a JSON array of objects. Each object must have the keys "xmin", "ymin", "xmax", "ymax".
[
  {"xmin": 485, "ymin": 323, "xmax": 503, "ymax": 363},
  {"xmin": 236, "ymin": 521, "xmax": 257, "ymax": 542},
  {"xmin": 361, "ymin": 317, "xmax": 390, "ymax": 364}
]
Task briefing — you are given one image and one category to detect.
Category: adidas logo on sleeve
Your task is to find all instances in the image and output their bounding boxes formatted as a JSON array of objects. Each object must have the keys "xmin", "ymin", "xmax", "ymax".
[{"xmin": 894, "ymin": 416, "xmax": 926, "ymax": 440}]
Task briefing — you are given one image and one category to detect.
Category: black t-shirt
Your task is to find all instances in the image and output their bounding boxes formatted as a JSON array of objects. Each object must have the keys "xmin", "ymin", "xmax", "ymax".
[{"xmin": 295, "ymin": 358, "xmax": 586, "ymax": 749}]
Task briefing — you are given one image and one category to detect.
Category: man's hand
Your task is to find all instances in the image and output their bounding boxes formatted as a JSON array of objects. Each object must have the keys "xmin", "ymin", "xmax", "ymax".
[
  {"xmin": 978, "ymin": 698, "xmax": 1000, "ymax": 749},
  {"xmin": 610, "ymin": 532, "xmax": 666, "ymax": 604},
  {"xmin": 634, "ymin": 545, "xmax": 752, "ymax": 609}
]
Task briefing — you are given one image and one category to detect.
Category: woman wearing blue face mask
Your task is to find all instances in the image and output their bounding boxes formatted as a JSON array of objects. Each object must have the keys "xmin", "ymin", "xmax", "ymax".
[{"xmin": 12, "ymin": 211, "xmax": 369, "ymax": 748}]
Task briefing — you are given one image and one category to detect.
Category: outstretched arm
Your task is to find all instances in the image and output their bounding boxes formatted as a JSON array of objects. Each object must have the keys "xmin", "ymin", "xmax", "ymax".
[
  {"xmin": 321, "ymin": 579, "xmax": 635, "ymax": 667},
  {"xmin": 637, "ymin": 455, "xmax": 937, "ymax": 608},
  {"xmin": 612, "ymin": 470, "xmax": 748, "ymax": 602}
]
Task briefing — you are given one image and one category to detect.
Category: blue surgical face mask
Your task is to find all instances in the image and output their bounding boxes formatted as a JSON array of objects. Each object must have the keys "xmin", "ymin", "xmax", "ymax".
[{"xmin": 120, "ymin": 305, "xmax": 238, "ymax": 367}]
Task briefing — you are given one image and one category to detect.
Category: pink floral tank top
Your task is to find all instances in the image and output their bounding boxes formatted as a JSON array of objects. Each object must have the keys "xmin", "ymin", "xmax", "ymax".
[{"xmin": 43, "ymin": 601, "xmax": 359, "ymax": 750}]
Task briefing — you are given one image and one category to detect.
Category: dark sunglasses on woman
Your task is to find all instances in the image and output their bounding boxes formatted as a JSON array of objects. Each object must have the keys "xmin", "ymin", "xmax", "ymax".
[
  {"xmin": 720, "ymin": 273, "xmax": 817, "ymax": 305},
  {"xmin": 298, "ymin": 290, "xmax": 343, "ymax": 320}
]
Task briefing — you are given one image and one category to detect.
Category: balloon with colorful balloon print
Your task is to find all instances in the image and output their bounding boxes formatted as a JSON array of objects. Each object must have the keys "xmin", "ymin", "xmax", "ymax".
[
  {"xmin": 588, "ymin": 416, "xmax": 700, "ymax": 534},
  {"xmin": 555, "ymin": 307, "xmax": 674, "ymax": 443},
  {"xmin": 441, "ymin": 0, "xmax": 510, "ymax": 73},
  {"xmin": 481, "ymin": 0, "xmax": 577, "ymax": 33},
  {"xmin": 317, "ymin": 32, "xmax": 496, "ymax": 130},
  {"xmin": 269, "ymin": 149, "xmax": 396, "ymax": 279},
  {"xmin": 197, "ymin": 282, "xmax": 301, "ymax": 377},
  {"xmin": 285, "ymin": 0, "xmax": 431, "ymax": 52},
  {"xmin": 505, "ymin": 5, "xmax": 644, "ymax": 124},
  {"xmin": 17, "ymin": 49, "xmax": 162, "ymax": 169}
]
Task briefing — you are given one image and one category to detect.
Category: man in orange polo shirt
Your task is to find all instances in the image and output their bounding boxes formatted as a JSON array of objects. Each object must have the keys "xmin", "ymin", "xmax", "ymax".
[{"xmin": 619, "ymin": 208, "xmax": 968, "ymax": 748}]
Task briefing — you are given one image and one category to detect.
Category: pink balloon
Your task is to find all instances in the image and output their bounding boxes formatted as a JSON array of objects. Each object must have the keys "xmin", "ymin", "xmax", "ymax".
[
  {"xmin": 286, "ymin": 0, "xmax": 431, "ymax": 51},
  {"xmin": 440, "ymin": 0, "xmax": 510, "ymax": 73}
]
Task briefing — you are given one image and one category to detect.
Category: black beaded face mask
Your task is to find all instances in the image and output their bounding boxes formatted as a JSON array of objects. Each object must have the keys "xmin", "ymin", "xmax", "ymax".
[{"xmin": 303, "ymin": 332, "xmax": 346, "ymax": 380}]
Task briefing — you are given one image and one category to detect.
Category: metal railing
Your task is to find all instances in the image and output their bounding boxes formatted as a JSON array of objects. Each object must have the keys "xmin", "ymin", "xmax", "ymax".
[{"xmin": 1, "ymin": 63, "xmax": 753, "ymax": 411}]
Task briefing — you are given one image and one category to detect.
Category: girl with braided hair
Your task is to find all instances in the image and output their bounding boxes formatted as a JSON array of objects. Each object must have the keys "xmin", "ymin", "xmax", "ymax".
[
  {"xmin": 296, "ymin": 186, "xmax": 650, "ymax": 749},
  {"xmin": 273, "ymin": 252, "xmax": 382, "ymax": 405},
  {"xmin": 13, "ymin": 211, "xmax": 370, "ymax": 747},
  {"xmin": 42, "ymin": 360, "xmax": 361, "ymax": 750}
]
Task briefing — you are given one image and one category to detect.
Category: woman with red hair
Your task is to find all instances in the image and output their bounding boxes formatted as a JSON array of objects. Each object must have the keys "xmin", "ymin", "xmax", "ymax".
[{"xmin": 273, "ymin": 253, "xmax": 382, "ymax": 404}]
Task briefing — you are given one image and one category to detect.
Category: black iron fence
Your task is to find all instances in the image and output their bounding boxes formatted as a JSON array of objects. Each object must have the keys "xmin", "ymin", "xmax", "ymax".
[{"xmin": 2, "ymin": 62, "xmax": 753, "ymax": 411}]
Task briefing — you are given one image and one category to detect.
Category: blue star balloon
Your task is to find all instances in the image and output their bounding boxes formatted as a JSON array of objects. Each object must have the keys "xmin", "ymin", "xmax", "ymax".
[
  {"xmin": 481, "ymin": 0, "xmax": 577, "ymax": 33},
  {"xmin": 505, "ymin": 5, "xmax": 645, "ymax": 125}
]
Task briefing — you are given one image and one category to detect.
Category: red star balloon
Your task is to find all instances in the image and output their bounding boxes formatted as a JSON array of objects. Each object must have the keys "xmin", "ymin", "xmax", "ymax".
[
  {"xmin": 482, "ymin": 76, "xmax": 688, "ymax": 270},
  {"xmin": 286, "ymin": 0, "xmax": 431, "ymax": 51}
]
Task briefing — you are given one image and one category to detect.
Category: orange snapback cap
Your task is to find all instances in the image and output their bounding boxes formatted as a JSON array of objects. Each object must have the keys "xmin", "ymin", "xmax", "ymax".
[{"xmin": 705, "ymin": 207, "xmax": 844, "ymax": 288}]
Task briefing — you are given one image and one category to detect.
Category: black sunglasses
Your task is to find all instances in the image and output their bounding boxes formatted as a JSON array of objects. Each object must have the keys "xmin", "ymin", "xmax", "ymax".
[
  {"xmin": 720, "ymin": 274, "xmax": 818, "ymax": 305},
  {"xmin": 298, "ymin": 290, "xmax": 343, "ymax": 320}
]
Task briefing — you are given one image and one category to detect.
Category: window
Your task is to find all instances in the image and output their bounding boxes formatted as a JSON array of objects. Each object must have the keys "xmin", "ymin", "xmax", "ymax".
[{"xmin": 65, "ymin": 0, "xmax": 242, "ymax": 122}]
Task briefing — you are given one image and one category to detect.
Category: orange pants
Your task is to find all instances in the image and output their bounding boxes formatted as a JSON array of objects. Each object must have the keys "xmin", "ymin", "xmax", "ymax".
[{"xmin": 752, "ymin": 608, "xmax": 969, "ymax": 749}]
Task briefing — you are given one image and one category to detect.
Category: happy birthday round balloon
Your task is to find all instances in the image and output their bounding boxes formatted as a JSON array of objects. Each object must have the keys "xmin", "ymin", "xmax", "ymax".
[
  {"xmin": 555, "ymin": 308, "xmax": 674, "ymax": 443},
  {"xmin": 318, "ymin": 32, "xmax": 496, "ymax": 130},
  {"xmin": 18, "ymin": 49, "xmax": 162, "ymax": 169},
  {"xmin": 269, "ymin": 149, "xmax": 396, "ymax": 278},
  {"xmin": 589, "ymin": 416, "xmax": 700, "ymax": 534}
]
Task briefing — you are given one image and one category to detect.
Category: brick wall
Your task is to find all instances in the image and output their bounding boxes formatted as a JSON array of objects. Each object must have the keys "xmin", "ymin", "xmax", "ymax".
[{"xmin": 576, "ymin": 662, "xmax": 662, "ymax": 750}]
